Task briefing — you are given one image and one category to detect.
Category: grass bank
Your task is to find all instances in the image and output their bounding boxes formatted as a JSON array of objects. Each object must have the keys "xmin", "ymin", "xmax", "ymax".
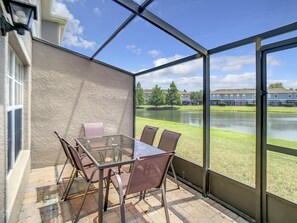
[
  {"xmin": 136, "ymin": 105, "xmax": 297, "ymax": 113},
  {"xmin": 136, "ymin": 116, "xmax": 297, "ymax": 203}
]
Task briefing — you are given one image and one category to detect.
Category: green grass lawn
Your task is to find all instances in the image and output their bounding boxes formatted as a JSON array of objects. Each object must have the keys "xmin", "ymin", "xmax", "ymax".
[
  {"xmin": 137, "ymin": 105, "xmax": 297, "ymax": 113},
  {"xmin": 136, "ymin": 116, "xmax": 297, "ymax": 204}
]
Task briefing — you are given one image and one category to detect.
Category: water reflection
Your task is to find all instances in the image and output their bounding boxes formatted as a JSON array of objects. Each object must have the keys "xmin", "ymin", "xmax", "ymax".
[{"xmin": 136, "ymin": 110, "xmax": 297, "ymax": 141}]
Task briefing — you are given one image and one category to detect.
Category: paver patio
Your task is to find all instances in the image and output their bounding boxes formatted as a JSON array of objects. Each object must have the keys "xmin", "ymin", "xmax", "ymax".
[{"xmin": 17, "ymin": 165, "xmax": 249, "ymax": 223}]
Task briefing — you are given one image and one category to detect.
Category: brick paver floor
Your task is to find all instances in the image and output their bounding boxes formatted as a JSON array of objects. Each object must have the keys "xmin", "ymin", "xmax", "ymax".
[{"xmin": 17, "ymin": 165, "xmax": 250, "ymax": 223}]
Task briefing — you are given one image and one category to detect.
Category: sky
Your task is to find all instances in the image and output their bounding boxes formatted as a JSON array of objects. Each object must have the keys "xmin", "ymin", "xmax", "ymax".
[{"xmin": 51, "ymin": 0, "xmax": 297, "ymax": 91}]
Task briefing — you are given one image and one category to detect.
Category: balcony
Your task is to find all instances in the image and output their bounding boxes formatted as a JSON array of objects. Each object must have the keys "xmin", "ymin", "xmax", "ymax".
[{"xmin": 1, "ymin": 0, "xmax": 297, "ymax": 223}]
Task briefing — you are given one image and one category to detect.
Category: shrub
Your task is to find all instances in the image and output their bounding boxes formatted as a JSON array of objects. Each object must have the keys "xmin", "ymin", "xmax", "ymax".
[
  {"xmin": 218, "ymin": 102, "xmax": 227, "ymax": 106},
  {"xmin": 283, "ymin": 103, "xmax": 294, "ymax": 107},
  {"xmin": 247, "ymin": 103, "xmax": 256, "ymax": 107}
]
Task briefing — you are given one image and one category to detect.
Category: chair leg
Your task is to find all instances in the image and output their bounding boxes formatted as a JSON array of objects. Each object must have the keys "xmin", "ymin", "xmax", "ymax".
[
  {"xmin": 139, "ymin": 189, "xmax": 147, "ymax": 201},
  {"xmin": 119, "ymin": 196, "xmax": 126, "ymax": 223},
  {"xmin": 57, "ymin": 158, "xmax": 69, "ymax": 184},
  {"xmin": 73, "ymin": 180, "xmax": 92, "ymax": 223},
  {"xmin": 104, "ymin": 172, "xmax": 112, "ymax": 211},
  {"xmin": 63, "ymin": 168, "xmax": 77, "ymax": 200},
  {"xmin": 170, "ymin": 162, "xmax": 179, "ymax": 189},
  {"xmin": 161, "ymin": 184, "xmax": 170, "ymax": 223}
]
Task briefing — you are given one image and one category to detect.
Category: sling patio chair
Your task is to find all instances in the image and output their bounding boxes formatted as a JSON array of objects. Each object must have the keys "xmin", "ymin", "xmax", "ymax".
[
  {"xmin": 63, "ymin": 140, "xmax": 109, "ymax": 223},
  {"xmin": 158, "ymin": 129, "xmax": 181, "ymax": 189},
  {"xmin": 104, "ymin": 151, "xmax": 175, "ymax": 223},
  {"xmin": 83, "ymin": 122, "xmax": 104, "ymax": 138},
  {"xmin": 54, "ymin": 131, "xmax": 93, "ymax": 185},
  {"xmin": 139, "ymin": 125, "xmax": 159, "ymax": 145}
]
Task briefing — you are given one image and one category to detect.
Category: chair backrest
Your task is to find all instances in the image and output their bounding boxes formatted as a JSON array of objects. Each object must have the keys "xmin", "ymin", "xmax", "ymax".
[
  {"xmin": 84, "ymin": 122, "xmax": 104, "ymax": 138},
  {"xmin": 126, "ymin": 152, "xmax": 174, "ymax": 195},
  {"xmin": 158, "ymin": 129, "xmax": 181, "ymax": 152},
  {"xmin": 139, "ymin": 125, "xmax": 159, "ymax": 145},
  {"xmin": 54, "ymin": 131, "xmax": 74, "ymax": 166},
  {"xmin": 63, "ymin": 139, "xmax": 89, "ymax": 179}
]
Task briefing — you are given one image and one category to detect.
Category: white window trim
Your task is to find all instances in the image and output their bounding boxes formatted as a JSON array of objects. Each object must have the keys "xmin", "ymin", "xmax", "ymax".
[{"xmin": 6, "ymin": 46, "xmax": 24, "ymax": 174}]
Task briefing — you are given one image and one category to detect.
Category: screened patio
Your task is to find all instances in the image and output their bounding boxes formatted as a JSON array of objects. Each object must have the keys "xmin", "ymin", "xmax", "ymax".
[{"xmin": 11, "ymin": 0, "xmax": 297, "ymax": 222}]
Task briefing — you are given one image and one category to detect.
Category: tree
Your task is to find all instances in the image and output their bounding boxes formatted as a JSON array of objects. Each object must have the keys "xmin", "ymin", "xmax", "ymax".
[
  {"xmin": 165, "ymin": 81, "xmax": 181, "ymax": 107},
  {"xmin": 269, "ymin": 82, "xmax": 284, "ymax": 89},
  {"xmin": 149, "ymin": 85, "xmax": 165, "ymax": 108},
  {"xmin": 135, "ymin": 82, "xmax": 144, "ymax": 108},
  {"xmin": 190, "ymin": 90, "xmax": 203, "ymax": 105}
]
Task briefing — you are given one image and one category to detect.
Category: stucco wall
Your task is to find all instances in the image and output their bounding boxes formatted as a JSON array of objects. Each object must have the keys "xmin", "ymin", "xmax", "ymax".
[
  {"xmin": 41, "ymin": 21, "xmax": 60, "ymax": 45},
  {"xmin": 0, "ymin": 31, "xmax": 8, "ymax": 223},
  {"xmin": 31, "ymin": 40, "xmax": 134, "ymax": 168}
]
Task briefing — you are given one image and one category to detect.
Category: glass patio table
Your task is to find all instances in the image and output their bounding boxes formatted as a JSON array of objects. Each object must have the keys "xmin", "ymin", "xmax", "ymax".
[{"xmin": 75, "ymin": 134, "xmax": 165, "ymax": 223}]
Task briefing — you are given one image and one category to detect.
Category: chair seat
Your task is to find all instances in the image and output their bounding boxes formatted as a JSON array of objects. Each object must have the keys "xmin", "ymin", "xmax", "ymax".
[{"xmin": 84, "ymin": 166, "xmax": 109, "ymax": 183}]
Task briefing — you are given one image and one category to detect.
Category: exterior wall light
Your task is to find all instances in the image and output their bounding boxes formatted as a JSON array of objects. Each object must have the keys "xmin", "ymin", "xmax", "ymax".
[{"xmin": 0, "ymin": 0, "xmax": 37, "ymax": 36}]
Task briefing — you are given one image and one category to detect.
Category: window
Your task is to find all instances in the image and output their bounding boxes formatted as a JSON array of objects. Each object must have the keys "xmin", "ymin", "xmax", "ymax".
[
  {"xmin": 7, "ymin": 47, "xmax": 24, "ymax": 172},
  {"xmin": 288, "ymin": 94, "xmax": 292, "ymax": 98},
  {"xmin": 274, "ymin": 94, "xmax": 278, "ymax": 98}
]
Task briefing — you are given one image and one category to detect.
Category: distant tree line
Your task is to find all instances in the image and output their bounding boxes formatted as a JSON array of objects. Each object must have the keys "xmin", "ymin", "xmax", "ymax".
[{"xmin": 135, "ymin": 81, "xmax": 203, "ymax": 108}]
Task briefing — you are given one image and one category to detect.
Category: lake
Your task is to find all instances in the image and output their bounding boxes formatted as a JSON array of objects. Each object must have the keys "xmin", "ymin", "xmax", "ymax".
[{"xmin": 136, "ymin": 110, "xmax": 297, "ymax": 142}]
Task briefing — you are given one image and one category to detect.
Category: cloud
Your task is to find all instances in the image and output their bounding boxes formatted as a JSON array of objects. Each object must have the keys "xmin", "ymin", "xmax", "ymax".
[
  {"xmin": 211, "ymin": 55, "xmax": 255, "ymax": 72},
  {"xmin": 153, "ymin": 54, "xmax": 184, "ymax": 67},
  {"xmin": 133, "ymin": 0, "xmax": 144, "ymax": 5},
  {"xmin": 137, "ymin": 53, "xmax": 281, "ymax": 91},
  {"xmin": 126, "ymin": 45, "xmax": 142, "ymax": 55},
  {"xmin": 210, "ymin": 55, "xmax": 280, "ymax": 72},
  {"xmin": 65, "ymin": 0, "xmax": 79, "ymax": 3},
  {"xmin": 93, "ymin": 7, "xmax": 101, "ymax": 16},
  {"xmin": 52, "ymin": 1, "xmax": 96, "ymax": 49},
  {"xmin": 148, "ymin": 49, "xmax": 161, "ymax": 57},
  {"xmin": 267, "ymin": 55, "xmax": 281, "ymax": 66}
]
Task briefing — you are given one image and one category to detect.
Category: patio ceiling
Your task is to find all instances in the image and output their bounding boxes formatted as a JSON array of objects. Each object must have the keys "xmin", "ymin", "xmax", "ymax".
[{"xmin": 47, "ymin": 0, "xmax": 297, "ymax": 74}]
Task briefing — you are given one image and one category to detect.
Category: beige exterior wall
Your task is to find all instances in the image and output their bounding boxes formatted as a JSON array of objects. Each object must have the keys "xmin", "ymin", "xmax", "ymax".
[
  {"xmin": 31, "ymin": 40, "xmax": 134, "ymax": 168},
  {"xmin": 0, "ymin": 30, "xmax": 8, "ymax": 223},
  {"xmin": 0, "ymin": 1, "xmax": 33, "ymax": 222}
]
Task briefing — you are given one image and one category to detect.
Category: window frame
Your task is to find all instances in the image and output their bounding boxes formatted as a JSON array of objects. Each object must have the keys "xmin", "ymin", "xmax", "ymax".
[{"xmin": 6, "ymin": 46, "xmax": 24, "ymax": 174}]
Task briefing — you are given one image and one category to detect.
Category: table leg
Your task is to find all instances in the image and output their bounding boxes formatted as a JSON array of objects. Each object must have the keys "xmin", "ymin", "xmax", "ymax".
[{"xmin": 98, "ymin": 169, "xmax": 104, "ymax": 223}]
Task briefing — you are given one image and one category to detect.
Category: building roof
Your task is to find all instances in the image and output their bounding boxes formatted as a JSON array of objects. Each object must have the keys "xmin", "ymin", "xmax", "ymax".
[{"xmin": 210, "ymin": 88, "xmax": 297, "ymax": 94}]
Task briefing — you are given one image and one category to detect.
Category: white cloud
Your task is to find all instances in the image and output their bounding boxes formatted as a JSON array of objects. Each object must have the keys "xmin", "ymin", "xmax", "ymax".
[
  {"xmin": 65, "ymin": 0, "xmax": 79, "ymax": 3},
  {"xmin": 267, "ymin": 55, "xmax": 281, "ymax": 66},
  {"xmin": 137, "ymin": 54, "xmax": 281, "ymax": 91},
  {"xmin": 211, "ymin": 55, "xmax": 255, "ymax": 72},
  {"xmin": 133, "ymin": 0, "xmax": 144, "ymax": 5},
  {"xmin": 52, "ymin": 1, "xmax": 96, "ymax": 49},
  {"xmin": 209, "ymin": 72, "xmax": 256, "ymax": 90},
  {"xmin": 126, "ymin": 45, "xmax": 142, "ymax": 55},
  {"xmin": 148, "ymin": 49, "xmax": 161, "ymax": 57},
  {"xmin": 93, "ymin": 7, "xmax": 101, "ymax": 16},
  {"xmin": 210, "ymin": 55, "xmax": 280, "ymax": 72},
  {"xmin": 221, "ymin": 72, "xmax": 255, "ymax": 83},
  {"xmin": 153, "ymin": 54, "xmax": 184, "ymax": 67}
]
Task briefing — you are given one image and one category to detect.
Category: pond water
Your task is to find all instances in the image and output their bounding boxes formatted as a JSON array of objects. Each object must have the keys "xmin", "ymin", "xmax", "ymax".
[{"xmin": 136, "ymin": 110, "xmax": 297, "ymax": 142}]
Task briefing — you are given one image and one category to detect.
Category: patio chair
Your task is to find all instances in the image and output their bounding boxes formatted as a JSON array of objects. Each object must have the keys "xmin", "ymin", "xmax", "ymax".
[
  {"xmin": 83, "ymin": 122, "xmax": 104, "ymax": 138},
  {"xmin": 158, "ymin": 130, "xmax": 181, "ymax": 189},
  {"xmin": 139, "ymin": 125, "xmax": 159, "ymax": 145},
  {"xmin": 104, "ymin": 152, "xmax": 175, "ymax": 223},
  {"xmin": 63, "ymin": 140, "xmax": 109, "ymax": 223},
  {"xmin": 54, "ymin": 131, "xmax": 93, "ymax": 185}
]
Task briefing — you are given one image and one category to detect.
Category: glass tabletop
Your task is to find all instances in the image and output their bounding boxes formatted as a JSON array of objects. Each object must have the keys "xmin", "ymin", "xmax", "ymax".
[{"xmin": 75, "ymin": 135, "xmax": 164, "ymax": 168}]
